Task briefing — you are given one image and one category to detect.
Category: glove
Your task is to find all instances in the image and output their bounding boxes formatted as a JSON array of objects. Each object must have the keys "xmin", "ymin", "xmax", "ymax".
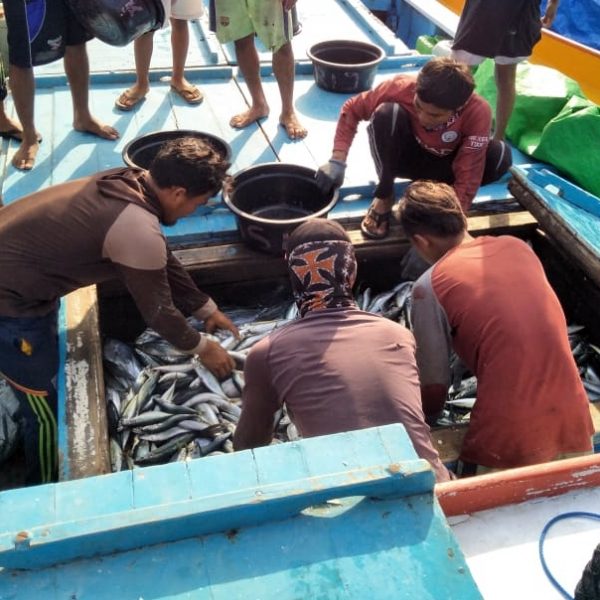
[{"xmin": 315, "ymin": 159, "xmax": 346, "ymax": 194}]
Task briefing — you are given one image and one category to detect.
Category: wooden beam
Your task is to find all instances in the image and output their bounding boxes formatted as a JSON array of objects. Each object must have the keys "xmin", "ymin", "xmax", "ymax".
[{"xmin": 63, "ymin": 286, "xmax": 111, "ymax": 480}]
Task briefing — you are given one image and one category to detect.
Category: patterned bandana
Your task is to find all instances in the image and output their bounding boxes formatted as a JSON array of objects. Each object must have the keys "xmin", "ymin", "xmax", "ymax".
[{"xmin": 288, "ymin": 240, "xmax": 357, "ymax": 317}]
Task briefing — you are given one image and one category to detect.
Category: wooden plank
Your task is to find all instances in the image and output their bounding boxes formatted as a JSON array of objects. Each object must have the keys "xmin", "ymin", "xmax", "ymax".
[
  {"xmin": 0, "ymin": 424, "xmax": 434, "ymax": 570},
  {"xmin": 63, "ymin": 286, "xmax": 111, "ymax": 481},
  {"xmin": 509, "ymin": 172, "xmax": 600, "ymax": 290}
]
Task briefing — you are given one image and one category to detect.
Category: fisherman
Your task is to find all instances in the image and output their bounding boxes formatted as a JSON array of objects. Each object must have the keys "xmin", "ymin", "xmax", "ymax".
[
  {"xmin": 233, "ymin": 218, "xmax": 452, "ymax": 482},
  {"xmin": 396, "ymin": 180, "xmax": 594, "ymax": 476},
  {"xmin": 315, "ymin": 57, "xmax": 512, "ymax": 240},
  {"xmin": 0, "ymin": 137, "xmax": 239, "ymax": 485}
]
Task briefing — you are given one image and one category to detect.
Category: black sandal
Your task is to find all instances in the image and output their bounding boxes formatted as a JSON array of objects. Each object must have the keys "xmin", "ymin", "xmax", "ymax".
[{"xmin": 360, "ymin": 206, "xmax": 392, "ymax": 240}]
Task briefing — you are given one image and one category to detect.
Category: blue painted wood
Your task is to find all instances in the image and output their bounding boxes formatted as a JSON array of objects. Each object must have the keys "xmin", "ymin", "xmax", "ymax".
[
  {"xmin": 0, "ymin": 425, "xmax": 482, "ymax": 599},
  {"xmin": 0, "ymin": 425, "xmax": 434, "ymax": 569},
  {"xmin": 512, "ymin": 165, "xmax": 600, "ymax": 254}
]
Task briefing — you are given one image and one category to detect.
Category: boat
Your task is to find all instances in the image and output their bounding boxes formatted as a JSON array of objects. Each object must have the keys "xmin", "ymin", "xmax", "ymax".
[{"xmin": 0, "ymin": 1, "xmax": 599, "ymax": 595}]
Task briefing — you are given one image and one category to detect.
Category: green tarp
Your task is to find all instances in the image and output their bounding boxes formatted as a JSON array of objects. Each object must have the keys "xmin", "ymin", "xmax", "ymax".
[{"xmin": 474, "ymin": 60, "xmax": 600, "ymax": 197}]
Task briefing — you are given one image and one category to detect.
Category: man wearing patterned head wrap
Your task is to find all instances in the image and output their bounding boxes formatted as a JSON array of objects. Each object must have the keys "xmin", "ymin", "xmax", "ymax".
[{"xmin": 234, "ymin": 218, "xmax": 451, "ymax": 482}]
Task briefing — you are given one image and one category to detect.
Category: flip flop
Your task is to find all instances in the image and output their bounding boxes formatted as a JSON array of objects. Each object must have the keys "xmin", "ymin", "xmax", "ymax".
[
  {"xmin": 115, "ymin": 89, "xmax": 147, "ymax": 111},
  {"xmin": 0, "ymin": 129, "xmax": 43, "ymax": 143},
  {"xmin": 360, "ymin": 206, "xmax": 392, "ymax": 240},
  {"xmin": 170, "ymin": 85, "xmax": 204, "ymax": 105}
]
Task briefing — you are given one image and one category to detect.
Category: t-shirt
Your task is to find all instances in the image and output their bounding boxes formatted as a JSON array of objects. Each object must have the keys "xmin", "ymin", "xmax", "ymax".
[
  {"xmin": 332, "ymin": 76, "xmax": 491, "ymax": 208},
  {"xmin": 236, "ymin": 307, "xmax": 450, "ymax": 482},
  {"xmin": 411, "ymin": 235, "xmax": 594, "ymax": 468}
]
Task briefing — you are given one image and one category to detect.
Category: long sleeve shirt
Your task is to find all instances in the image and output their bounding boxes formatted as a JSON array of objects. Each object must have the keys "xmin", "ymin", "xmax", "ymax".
[
  {"xmin": 234, "ymin": 307, "xmax": 451, "ymax": 482},
  {"xmin": 0, "ymin": 168, "xmax": 216, "ymax": 352},
  {"xmin": 333, "ymin": 76, "xmax": 492, "ymax": 208}
]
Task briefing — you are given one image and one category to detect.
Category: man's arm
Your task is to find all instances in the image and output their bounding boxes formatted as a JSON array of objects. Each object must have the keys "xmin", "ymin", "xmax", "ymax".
[
  {"xmin": 233, "ymin": 341, "xmax": 281, "ymax": 451},
  {"xmin": 451, "ymin": 98, "xmax": 492, "ymax": 209},
  {"xmin": 410, "ymin": 270, "xmax": 453, "ymax": 421}
]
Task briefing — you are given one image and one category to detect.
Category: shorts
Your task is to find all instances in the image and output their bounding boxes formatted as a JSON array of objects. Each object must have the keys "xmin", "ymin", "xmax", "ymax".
[
  {"xmin": 209, "ymin": 0, "xmax": 293, "ymax": 52},
  {"xmin": 162, "ymin": 0, "xmax": 204, "ymax": 21},
  {"xmin": 452, "ymin": 49, "xmax": 528, "ymax": 66},
  {"xmin": 4, "ymin": 0, "xmax": 92, "ymax": 68}
]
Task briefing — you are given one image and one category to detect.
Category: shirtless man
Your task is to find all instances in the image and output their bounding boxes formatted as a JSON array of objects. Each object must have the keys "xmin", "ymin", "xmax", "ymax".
[
  {"xmin": 209, "ymin": 0, "xmax": 307, "ymax": 139},
  {"xmin": 3, "ymin": 0, "xmax": 119, "ymax": 170}
]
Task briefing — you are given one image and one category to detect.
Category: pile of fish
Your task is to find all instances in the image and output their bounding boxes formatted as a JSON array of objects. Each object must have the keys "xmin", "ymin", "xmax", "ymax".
[
  {"xmin": 104, "ymin": 279, "xmax": 600, "ymax": 470},
  {"xmin": 104, "ymin": 304, "xmax": 302, "ymax": 472}
]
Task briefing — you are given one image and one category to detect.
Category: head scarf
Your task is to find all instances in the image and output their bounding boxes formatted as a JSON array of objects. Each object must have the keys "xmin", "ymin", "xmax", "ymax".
[{"xmin": 286, "ymin": 219, "xmax": 357, "ymax": 317}]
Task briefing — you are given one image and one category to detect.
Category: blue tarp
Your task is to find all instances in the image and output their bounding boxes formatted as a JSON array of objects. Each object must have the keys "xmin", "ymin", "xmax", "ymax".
[{"xmin": 541, "ymin": 0, "xmax": 600, "ymax": 51}]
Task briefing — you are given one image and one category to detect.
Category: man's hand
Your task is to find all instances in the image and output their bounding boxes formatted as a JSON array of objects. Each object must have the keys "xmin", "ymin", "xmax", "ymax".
[
  {"xmin": 197, "ymin": 339, "xmax": 236, "ymax": 380},
  {"xmin": 315, "ymin": 159, "xmax": 347, "ymax": 195},
  {"xmin": 204, "ymin": 309, "xmax": 240, "ymax": 338},
  {"xmin": 541, "ymin": 0, "xmax": 559, "ymax": 27}
]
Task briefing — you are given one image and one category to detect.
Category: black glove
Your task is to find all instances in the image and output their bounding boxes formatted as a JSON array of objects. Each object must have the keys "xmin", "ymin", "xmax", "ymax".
[{"xmin": 315, "ymin": 159, "xmax": 346, "ymax": 194}]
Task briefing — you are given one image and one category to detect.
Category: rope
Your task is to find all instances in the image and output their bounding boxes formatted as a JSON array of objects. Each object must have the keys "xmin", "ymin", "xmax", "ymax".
[{"xmin": 538, "ymin": 511, "xmax": 600, "ymax": 600}]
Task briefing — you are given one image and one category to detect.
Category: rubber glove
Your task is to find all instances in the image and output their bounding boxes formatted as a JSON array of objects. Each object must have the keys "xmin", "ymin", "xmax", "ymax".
[{"xmin": 315, "ymin": 159, "xmax": 347, "ymax": 194}]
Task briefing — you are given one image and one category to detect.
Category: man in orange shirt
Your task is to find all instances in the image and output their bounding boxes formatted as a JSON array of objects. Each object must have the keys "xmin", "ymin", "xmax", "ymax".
[{"xmin": 397, "ymin": 180, "xmax": 593, "ymax": 475}]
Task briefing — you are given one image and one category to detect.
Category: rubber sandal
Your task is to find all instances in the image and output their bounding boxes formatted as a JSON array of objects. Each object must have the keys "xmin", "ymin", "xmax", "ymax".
[
  {"xmin": 170, "ymin": 85, "xmax": 204, "ymax": 105},
  {"xmin": 115, "ymin": 89, "xmax": 147, "ymax": 111},
  {"xmin": 360, "ymin": 206, "xmax": 392, "ymax": 240},
  {"xmin": 0, "ymin": 129, "xmax": 43, "ymax": 143}
]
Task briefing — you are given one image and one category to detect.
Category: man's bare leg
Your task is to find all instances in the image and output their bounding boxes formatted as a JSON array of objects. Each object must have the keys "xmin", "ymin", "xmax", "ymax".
[
  {"xmin": 65, "ymin": 44, "xmax": 119, "ymax": 139},
  {"xmin": 493, "ymin": 63, "xmax": 517, "ymax": 141},
  {"xmin": 231, "ymin": 34, "xmax": 269, "ymax": 128},
  {"xmin": 0, "ymin": 101, "xmax": 23, "ymax": 136},
  {"xmin": 115, "ymin": 32, "xmax": 153, "ymax": 109},
  {"xmin": 272, "ymin": 41, "xmax": 306, "ymax": 139},
  {"xmin": 8, "ymin": 64, "xmax": 39, "ymax": 170},
  {"xmin": 169, "ymin": 18, "xmax": 202, "ymax": 102}
]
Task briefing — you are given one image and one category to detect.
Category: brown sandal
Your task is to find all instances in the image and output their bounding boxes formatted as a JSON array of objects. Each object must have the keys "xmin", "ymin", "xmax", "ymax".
[{"xmin": 360, "ymin": 206, "xmax": 392, "ymax": 240}]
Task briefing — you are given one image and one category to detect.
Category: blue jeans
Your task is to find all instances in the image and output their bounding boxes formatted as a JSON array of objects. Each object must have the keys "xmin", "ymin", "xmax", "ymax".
[{"xmin": 0, "ymin": 312, "xmax": 58, "ymax": 484}]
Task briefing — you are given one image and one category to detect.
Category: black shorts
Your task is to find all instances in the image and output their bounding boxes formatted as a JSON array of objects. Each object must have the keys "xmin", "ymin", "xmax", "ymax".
[{"xmin": 4, "ymin": 0, "xmax": 92, "ymax": 68}]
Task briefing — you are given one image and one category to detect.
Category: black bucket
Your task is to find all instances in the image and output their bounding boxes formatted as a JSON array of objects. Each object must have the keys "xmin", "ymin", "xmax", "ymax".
[
  {"xmin": 307, "ymin": 40, "xmax": 385, "ymax": 94},
  {"xmin": 122, "ymin": 130, "xmax": 232, "ymax": 170},
  {"xmin": 67, "ymin": 0, "xmax": 164, "ymax": 46},
  {"xmin": 223, "ymin": 163, "xmax": 339, "ymax": 255}
]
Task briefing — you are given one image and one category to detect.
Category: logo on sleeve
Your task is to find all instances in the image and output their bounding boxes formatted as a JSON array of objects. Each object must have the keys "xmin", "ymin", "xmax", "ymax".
[{"xmin": 441, "ymin": 131, "xmax": 458, "ymax": 143}]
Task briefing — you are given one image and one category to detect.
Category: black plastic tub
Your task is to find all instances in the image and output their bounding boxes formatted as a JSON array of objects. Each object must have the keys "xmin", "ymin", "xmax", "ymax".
[
  {"xmin": 223, "ymin": 163, "xmax": 339, "ymax": 255},
  {"xmin": 122, "ymin": 130, "xmax": 232, "ymax": 170},
  {"xmin": 307, "ymin": 40, "xmax": 385, "ymax": 93}
]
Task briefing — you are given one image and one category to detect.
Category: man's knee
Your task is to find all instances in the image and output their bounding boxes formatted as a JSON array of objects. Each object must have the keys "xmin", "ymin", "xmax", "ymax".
[{"xmin": 482, "ymin": 139, "xmax": 513, "ymax": 184}]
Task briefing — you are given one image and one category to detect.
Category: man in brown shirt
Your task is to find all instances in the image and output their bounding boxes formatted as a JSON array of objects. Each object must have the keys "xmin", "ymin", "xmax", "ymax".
[
  {"xmin": 234, "ymin": 219, "xmax": 451, "ymax": 482},
  {"xmin": 0, "ymin": 137, "xmax": 238, "ymax": 484}
]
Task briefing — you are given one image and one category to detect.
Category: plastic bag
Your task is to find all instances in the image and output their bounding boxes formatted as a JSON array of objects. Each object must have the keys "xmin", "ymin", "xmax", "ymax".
[{"xmin": 0, "ymin": 378, "xmax": 21, "ymax": 464}]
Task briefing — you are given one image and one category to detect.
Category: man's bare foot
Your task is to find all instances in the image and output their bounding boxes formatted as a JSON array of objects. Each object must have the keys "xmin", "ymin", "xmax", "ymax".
[
  {"xmin": 229, "ymin": 105, "xmax": 269, "ymax": 129},
  {"xmin": 73, "ymin": 116, "xmax": 119, "ymax": 140},
  {"xmin": 0, "ymin": 114, "xmax": 24, "ymax": 140},
  {"xmin": 12, "ymin": 141, "xmax": 39, "ymax": 171},
  {"xmin": 279, "ymin": 112, "xmax": 307, "ymax": 140}
]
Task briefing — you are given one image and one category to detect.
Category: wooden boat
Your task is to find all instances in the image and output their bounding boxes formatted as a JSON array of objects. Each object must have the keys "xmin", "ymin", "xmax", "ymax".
[{"xmin": 0, "ymin": 1, "xmax": 599, "ymax": 595}]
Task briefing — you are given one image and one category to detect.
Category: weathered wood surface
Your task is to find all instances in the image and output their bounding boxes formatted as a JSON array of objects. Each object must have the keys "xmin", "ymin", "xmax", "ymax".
[{"xmin": 63, "ymin": 286, "xmax": 111, "ymax": 481}]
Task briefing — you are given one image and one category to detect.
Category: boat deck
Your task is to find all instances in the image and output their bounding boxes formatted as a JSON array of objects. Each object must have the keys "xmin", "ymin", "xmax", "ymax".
[{"xmin": 0, "ymin": 1, "xmax": 534, "ymax": 247}]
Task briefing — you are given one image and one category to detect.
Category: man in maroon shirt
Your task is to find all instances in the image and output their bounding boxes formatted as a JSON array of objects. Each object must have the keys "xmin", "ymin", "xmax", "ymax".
[
  {"xmin": 234, "ymin": 218, "xmax": 451, "ymax": 482},
  {"xmin": 315, "ymin": 57, "xmax": 512, "ymax": 239},
  {"xmin": 396, "ymin": 180, "xmax": 593, "ymax": 475},
  {"xmin": 0, "ymin": 137, "xmax": 239, "ymax": 484}
]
